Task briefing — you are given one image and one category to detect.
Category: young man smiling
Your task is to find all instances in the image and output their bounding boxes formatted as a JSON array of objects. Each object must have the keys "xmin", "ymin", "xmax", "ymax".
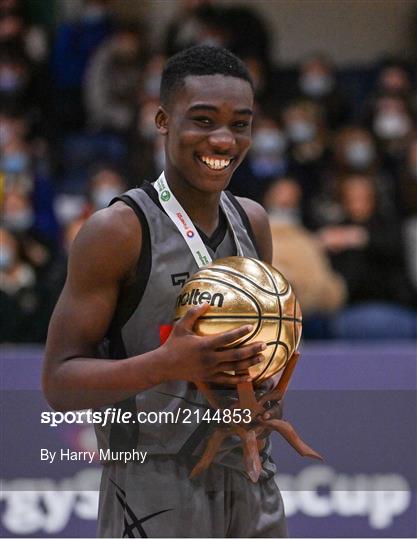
[{"xmin": 43, "ymin": 46, "xmax": 287, "ymax": 537}]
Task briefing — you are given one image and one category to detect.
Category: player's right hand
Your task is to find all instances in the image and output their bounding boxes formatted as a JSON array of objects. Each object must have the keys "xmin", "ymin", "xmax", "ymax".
[{"xmin": 160, "ymin": 302, "xmax": 266, "ymax": 385}]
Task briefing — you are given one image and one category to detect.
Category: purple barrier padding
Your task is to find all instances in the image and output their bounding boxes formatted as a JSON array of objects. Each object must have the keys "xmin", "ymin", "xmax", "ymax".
[
  {"xmin": 2, "ymin": 342, "xmax": 415, "ymax": 390},
  {"xmin": 296, "ymin": 342, "xmax": 416, "ymax": 390}
]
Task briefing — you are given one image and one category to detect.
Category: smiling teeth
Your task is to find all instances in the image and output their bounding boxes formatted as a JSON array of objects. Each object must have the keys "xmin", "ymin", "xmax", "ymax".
[{"xmin": 200, "ymin": 156, "xmax": 231, "ymax": 170}]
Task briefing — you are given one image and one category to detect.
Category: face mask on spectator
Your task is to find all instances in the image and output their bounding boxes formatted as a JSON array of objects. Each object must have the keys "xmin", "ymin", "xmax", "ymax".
[
  {"xmin": 373, "ymin": 113, "xmax": 411, "ymax": 140},
  {"xmin": 53, "ymin": 194, "xmax": 85, "ymax": 225},
  {"xmin": 287, "ymin": 121, "xmax": 316, "ymax": 144},
  {"xmin": 0, "ymin": 245, "xmax": 16, "ymax": 271},
  {"xmin": 1, "ymin": 152, "xmax": 29, "ymax": 174},
  {"xmin": 0, "ymin": 68, "xmax": 24, "ymax": 92},
  {"xmin": 92, "ymin": 187, "xmax": 121, "ymax": 210},
  {"xmin": 345, "ymin": 141, "xmax": 375, "ymax": 169},
  {"xmin": 300, "ymin": 73, "xmax": 334, "ymax": 97},
  {"xmin": 251, "ymin": 129, "xmax": 286, "ymax": 156},
  {"xmin": 4, "ymin": 209, "xmax": 34, "ymax": 232}
]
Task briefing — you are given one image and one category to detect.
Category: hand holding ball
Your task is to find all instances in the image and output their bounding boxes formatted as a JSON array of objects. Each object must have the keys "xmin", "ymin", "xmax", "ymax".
[{"xmin": 174, "ymin": 256, "xmax": 302, "ymax": 385}]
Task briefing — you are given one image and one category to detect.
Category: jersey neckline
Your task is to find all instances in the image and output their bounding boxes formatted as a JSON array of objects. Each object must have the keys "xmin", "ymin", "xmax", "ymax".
[{"xmin": 141, "ymin": 180, "xmax": 228, "ymax": 252}]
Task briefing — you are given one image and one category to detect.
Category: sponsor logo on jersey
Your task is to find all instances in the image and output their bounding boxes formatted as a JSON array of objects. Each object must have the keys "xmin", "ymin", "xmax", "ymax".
[{"xmin": 176, "ymin": 289, "xmax": 224, "ymax": 308}]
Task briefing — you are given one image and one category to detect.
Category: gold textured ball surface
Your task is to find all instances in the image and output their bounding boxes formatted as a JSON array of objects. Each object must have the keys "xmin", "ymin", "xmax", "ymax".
[{"xmin": 174, "ymin": 256, "xmax": 302, "ymax": 384}]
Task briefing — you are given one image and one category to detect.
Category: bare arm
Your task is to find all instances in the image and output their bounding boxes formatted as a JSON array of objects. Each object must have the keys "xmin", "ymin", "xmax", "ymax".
[
  {"xmin": 43, "ymin": 202, "xmax": 158, "ymax": 410},
  {"xmin": 43, "ymin": 203, "xmax": 265, "ymax": 412},
  {"xmin": 237, "ymin": 197, "xmax": 273, "ymax": 264}
]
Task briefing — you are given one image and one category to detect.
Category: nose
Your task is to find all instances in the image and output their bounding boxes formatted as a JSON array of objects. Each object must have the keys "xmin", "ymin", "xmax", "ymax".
[{"xmin": 208, "ymin": 127, "xmax": 236, "ymax": 154}]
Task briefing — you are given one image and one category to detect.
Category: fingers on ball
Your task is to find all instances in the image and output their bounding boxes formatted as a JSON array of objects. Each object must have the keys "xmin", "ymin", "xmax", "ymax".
[
  {"xmin": 209, "ymin": 324, "xmax": 254, "ymax": 347},
  {"xmin": 220, "ymin": 355, "xmax": 263, "ymax": 372}
]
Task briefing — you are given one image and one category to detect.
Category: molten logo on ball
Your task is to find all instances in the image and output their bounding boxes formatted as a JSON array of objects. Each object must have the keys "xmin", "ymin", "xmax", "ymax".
[
  {"xmin": 176, "ymin": 289, "xmax": 225, "ymax": 307},
  {"xmin": 174, "ymin": 256, "xmax": 302, "ymax": 385}
]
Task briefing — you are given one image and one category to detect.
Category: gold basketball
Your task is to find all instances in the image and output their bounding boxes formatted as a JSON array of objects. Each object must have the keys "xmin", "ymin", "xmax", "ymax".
[{"xmin": 174, "ymin": 256, "xmax": 302, "ymax": 385}]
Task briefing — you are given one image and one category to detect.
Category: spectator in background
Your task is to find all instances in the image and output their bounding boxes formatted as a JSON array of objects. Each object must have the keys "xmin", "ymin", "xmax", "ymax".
[
  {"xmin": 0, "ymin": 42, "xmax": 50, "ymax": 137},
  {"xmin": 263, "ymin": 176, "xmax": 346, "ymax": 337},
  {"xmin": 165, "ymin": 2, "xmax": 271, "ymax": 59},
  {"xmin": 50, "ymin": 0, "xmax": 114, "ymax": 129},
  {"xmin": 2, "ymin": 190, "xmax": 54, "ymax": 279},
  {"xmin": 296, "ymin": 53, "xmax": 351, "ymax": 130},
  {"xmin": 1, "ymin": 107, "xmax": 58, "ymax": 240},
  {"xmin": 218, "ymin": 5, "xmax": 271, "ymax": 63},
  {"xmin": 282, "ymin": 99, "xmax": 330, "ymax": 216},
  {"xmin": 374, "ymin": 59, "xmax": 415, "ymax": 101},
  {"xmin": 0, "ymin": 226, "xmax": 50, "ymax": 342},
  {"xmin": 368, "ymin": 93, "xmax": 416, "ymax": 179},
  {"xmin": 228, "ymin": 114, "xmax": 288, "ymax": 202},
  {"xmin": 84, "ymin": 21, "xmax": 146, "ymax": 134},
  {"xmin": 53, "ymin": 192, "xmax": 87, "ymax": 231},
  {"xmin": 317, "ymin": 125, "xmax": 400, "ymax": 221},
  {"xmin": 1, "ymin": 107, "xmax": 31, "ymax": 185},
  {"xmin": 82, "ymin": 164, "xmax": 127, "ymax": 217},
  {"xmin": 318, "ymin": 175, "xmax": 416, "ymax": 337},
  {"xmin": 0, "ymin": 45, "xmax": 31, "ymax": 111},
  {"xmin": 164, "ymin": 0, "xmax": 215, "ymax": 57},
  {"xmin": 332, "ymin": 126, "xmax": 378, "ymax": 177},
  {"xmin": 0, "ymin": 2, "xmax": 48, "ymax": 65}
]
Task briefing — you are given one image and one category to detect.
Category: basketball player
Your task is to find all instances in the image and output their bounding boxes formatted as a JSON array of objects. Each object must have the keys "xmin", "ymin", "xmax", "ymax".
[{"xmin": 43, "ymin": 46, "xmax": 287, "ymax": 537}]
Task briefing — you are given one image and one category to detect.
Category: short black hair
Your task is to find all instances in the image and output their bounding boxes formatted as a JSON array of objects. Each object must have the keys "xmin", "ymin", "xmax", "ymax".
[{"xmin": 160, "ymin": 46, "xmax": 253, "ymax": 108}]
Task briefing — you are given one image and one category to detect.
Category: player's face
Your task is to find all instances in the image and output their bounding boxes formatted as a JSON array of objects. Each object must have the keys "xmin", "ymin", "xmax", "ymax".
[{"xmin": 157, "ymin": 74, "xmax": 253, "ymax": 193}]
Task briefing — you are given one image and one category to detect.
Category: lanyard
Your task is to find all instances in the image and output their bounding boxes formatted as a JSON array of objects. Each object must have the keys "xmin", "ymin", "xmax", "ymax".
[{"xmin": 154, "ymin": 172, "xmax": 243, "ymax": 268}]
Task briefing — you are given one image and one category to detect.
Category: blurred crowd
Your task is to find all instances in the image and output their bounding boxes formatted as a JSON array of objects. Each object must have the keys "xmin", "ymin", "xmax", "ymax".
[{"xmin": 1, "ymin": 0, "xmax": 417, "ymax": 342}]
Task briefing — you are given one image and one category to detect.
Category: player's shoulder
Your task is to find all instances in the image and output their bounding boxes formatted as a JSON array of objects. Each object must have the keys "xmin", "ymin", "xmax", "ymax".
[
  {"xmin": 234, "ymin": 196, "xmax": 270, "ymax": 229},
  {"xmin": 78, "ymin": 201, "xmax": 140, "ymax": 245},
  {"xmin": 71, "ymin": 201, "xmax": 141, "ymax": 272},
  {"xmin": 234, "ymin": 196, "xmax": 272, "ymax": 264}
]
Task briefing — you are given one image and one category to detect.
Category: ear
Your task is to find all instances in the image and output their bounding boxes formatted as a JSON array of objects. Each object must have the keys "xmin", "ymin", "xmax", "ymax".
[{"xmin": 155, "ymin": 106, "xmax": 169, "ymax": 135}]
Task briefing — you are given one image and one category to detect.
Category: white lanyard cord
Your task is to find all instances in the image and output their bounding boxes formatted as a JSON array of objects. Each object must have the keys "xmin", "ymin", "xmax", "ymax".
[{"xmin": 154, "ymin": 172, "xmax": 243, "ymax": 268}]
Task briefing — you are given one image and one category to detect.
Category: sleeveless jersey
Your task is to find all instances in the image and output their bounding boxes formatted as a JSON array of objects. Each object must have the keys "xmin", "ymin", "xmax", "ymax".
[{"xmin": 94, "ymin": 181, "xmax": 276, "ymax": 473}]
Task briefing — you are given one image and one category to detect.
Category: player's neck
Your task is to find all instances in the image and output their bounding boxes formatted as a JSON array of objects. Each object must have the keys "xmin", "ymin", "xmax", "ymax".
[{"xmin": 165, "ymin": 174, "xmax": 221, "ymax": 236}]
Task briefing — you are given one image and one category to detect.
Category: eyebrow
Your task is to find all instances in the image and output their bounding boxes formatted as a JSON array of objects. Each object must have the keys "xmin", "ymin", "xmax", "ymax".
[{"xmin": 188, "ymin": 104, "xmax": 253, "ymax": 116}]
